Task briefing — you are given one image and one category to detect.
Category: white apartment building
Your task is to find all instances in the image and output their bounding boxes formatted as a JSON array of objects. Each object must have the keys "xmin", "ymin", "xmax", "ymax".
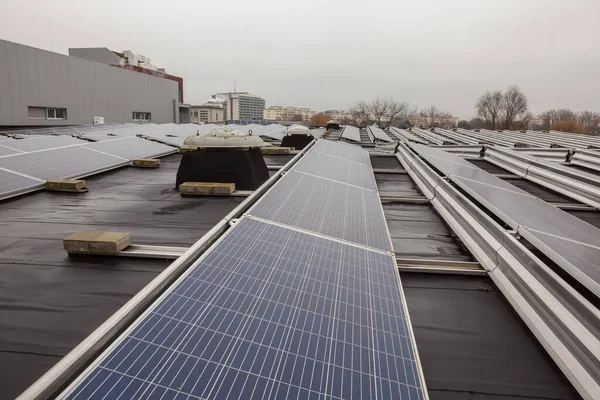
[
  {"xmin": 264, "ymin": 106, "xmax": 315, "ymax": 123},
  {"xmin": 190, "ymin": 103, "xmax": 224, "ymax": 124},
  {"xmin": 214, "ymin": 92, "xmax": 265, "ymax": 121},
  {"xmin": 323, "ymin": 110, "xmax": 353, "ymax": 122},
  {"xmin": 410, "ymin": 113, "xmax": 459, "ymax": 128}
]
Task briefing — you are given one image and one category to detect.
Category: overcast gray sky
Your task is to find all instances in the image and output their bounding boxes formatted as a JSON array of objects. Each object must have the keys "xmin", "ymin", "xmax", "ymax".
[{"xmin": 1, "ymin": 0, "xmax": 598, "ymax": 119}]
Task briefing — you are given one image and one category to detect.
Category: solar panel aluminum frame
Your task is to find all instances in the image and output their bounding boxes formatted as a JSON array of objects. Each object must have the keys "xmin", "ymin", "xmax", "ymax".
[
  {"xmin": 17, "ymin": 140, "xmax": 317, "ymax": 400},
  {"xmin": 0, "ymin": 167, "xmax": 45, "ymax": 201},
  {"xmin": 396, "ymin": 143, "xmax": 600, "ymax": 400}
]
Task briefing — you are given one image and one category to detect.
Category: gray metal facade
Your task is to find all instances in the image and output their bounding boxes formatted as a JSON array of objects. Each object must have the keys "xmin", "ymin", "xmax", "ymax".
[
  {"xmin": 68, "ymin": 47, "xmax": 122, "ymax": 65},
  {"xmin": 0, "ymin": 40, "xmax": 179, "ymax": 126}
]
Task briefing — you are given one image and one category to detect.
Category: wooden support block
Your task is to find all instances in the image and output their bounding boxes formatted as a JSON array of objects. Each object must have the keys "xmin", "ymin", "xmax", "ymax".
[
  {"xmin": 46, "ymin": 179, "xmax": 87, "ymax": 192},
  {"xmin": 131, "ymin": 158, "xmax": 160, "ymax": 168},
  {"xmin": 89, "ymin": 232, "xmax": 131, "ymax": 254},
  {"xmin": 261, "ymin": 147, "xmax": 293, "ymax": 154},
  {"xmin": 64, "ymin": 231, "xmax": 131, "ymax": 254},
  {"xmin": 179, "ymin": 146, "xmax": 198, "ymax": 153},
  {"xmin": 179, "ymin": 182, "xmax": 235, "ymax": 195}
]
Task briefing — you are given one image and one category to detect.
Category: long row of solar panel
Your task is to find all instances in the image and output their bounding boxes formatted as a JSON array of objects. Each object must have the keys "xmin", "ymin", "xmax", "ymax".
[
  {"xmin": 0, "ymin": 168, "xmax": 44, "ymax": 200},
  {"xmin": 83, "ymin": 137, "xmax": 177, "ymax": 160},
  {"xmin": 292, "ymin": 151, "xmax": 377, "ymax": 190},
  {"xmin": 410, "ymin": 142, "xmax": 600, "ymax": 298},
  {"xmin": 58, "ymin": 139, "xmax": 426, "ymax": 399}
]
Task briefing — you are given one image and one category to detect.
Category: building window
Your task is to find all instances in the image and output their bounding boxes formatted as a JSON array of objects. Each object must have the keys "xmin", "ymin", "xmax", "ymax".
[
  {"xmin": 28, "ymin": 106, "xmax": 67, "ymax": 120},
  {"xmin": 133, "ymin": 112, "xmax": 151, "ymax": 122},
  {"xmin": 47, "ymin": 108, "xmax": 67, "ymax": 120}
]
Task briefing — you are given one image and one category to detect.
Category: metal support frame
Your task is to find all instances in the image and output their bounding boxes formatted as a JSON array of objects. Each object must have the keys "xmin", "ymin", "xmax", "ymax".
[
  {"xmin": 484, "ymin": 146, "xmax": 600, "ymax": 209},
  {"xmin": 18, "ymin": 141, "xmax": 318, "ymax": 400},
  {"xmin": 568, "ymin": 149, "xmax": 600, "ymax": 173},
  {"xmin": 397, "ymin": 257, "xmax": 486, "ymax": 276},
  {"xmin": 396, "ymin": 144, "xmax": 600, "ymax": 400}
]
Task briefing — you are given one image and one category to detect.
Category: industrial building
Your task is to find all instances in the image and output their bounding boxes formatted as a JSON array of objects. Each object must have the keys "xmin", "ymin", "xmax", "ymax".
[
  {"xmin": 1, "ymin": 117, "xmax": 599, "ymax": 400},
  {"xmin": 0, "ymin": 40, "xmax": 188, "ymax": 127}
]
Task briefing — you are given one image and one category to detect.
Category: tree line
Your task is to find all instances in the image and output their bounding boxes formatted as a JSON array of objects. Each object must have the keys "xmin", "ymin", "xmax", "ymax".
[{"xmin": 456, "ymin": 85, "xmax": 600, "ymax": 134}]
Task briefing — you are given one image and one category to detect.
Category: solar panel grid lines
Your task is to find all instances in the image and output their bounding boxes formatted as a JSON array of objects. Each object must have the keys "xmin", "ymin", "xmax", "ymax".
[
  {"xmin": 60, "ymin": 217, "xmax": 424, "ymax": 400},
  {"xmin": 0, "ymin": 168, "xmax": 45, "ymax": 200},
  {"xmin": 0, "ymin": 146, "xmax": 128, "ymax": 181},
  {"xmin": 341, "ymin": 126, "xmax": 361, "ymax": 142},
  {"xmin": 0, "ymin": 135, "xmax": 87, "ymax": 152},
  {"xmin": 0, "ymin": 145, "xmax": 24, "ymax": 157},
  {"xmin": 247, "ymin": 171, "xmax": 392, "ymax": 252},
  {"xmin": 292, "ymin": 152, "xmax": 377, "ymax": 191},
  {"xmin": 83, "ymin": 137, "xmax": 177, "ymax": 161}
]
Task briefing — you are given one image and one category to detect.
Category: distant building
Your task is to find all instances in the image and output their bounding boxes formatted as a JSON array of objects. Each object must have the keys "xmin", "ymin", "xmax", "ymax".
[
  {"xmin": 0, "ymin": 39, "xmax": 185, "ymax": 127},
  {"xmin": 214, "ymin": 92, "xmax": 265, "ymax": 121},
  {"xmin": 529, "ymin": 115, "xmax": 545, "ymax": 130},
  {"xmin": 264, "ymin": 106, "xmax": 315, "ymax": 123},
  {"xmin": 323, "ymin": 109, "xmax": 353, "ymax": 122},
  {"xmin": 69, "ymin": 47, "xmax": 184, "ymax": 103},
  {"xmin": 410, "ymin": 113, "xmax": 458, "ymax": 128},
  {"xmin": 191, "ymin": 103, "xmax": 224, "ymax": 124}
]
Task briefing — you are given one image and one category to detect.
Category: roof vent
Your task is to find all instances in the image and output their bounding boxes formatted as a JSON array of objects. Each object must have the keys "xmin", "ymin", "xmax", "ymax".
[
  {"xmin": 184, "ymin": 125, "xmax": 265, "ymax": 148},
  {"xmin": 281, "ymin": 125, "xmax": 313, "ymax": 149},
  {"xmin": 176, "ymin": 126, "xmax": 269, "ymax": 190}
]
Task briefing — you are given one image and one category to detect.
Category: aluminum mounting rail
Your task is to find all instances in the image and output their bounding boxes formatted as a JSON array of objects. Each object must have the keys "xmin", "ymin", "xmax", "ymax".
[
  {"xmin": 18, "ymin": 141, "xmax": 318, "ymax": 400},
  {"xmin": 432, "ymin": 128, "xmax": 481, "ymax": 145},
  {"xmin": 429, "ymin": 145, "xmax": 483, "ymax": 158},
  {"xmin": 568, "ymin": 149, "xmax": 600, "ymax": 172},
  {"xmin": 483, "ymin": 146, "xmax": 600, "ymax": 209},
  {"xmin": 396, "ymin": 143, "xmax": 600, "ymax": 400},
  {"xmin": 512, "ymin": 147, "xmax": 570, "ymax": 162},
  {"xmin": 389, "ymin": 126, "xmax": 430, "ymax": 145},
  {"xmin": 409, "ymin": 127, "xmax": 449, "ymax": 145},
  {"xmin": 455, "ymin": 128, "xmax": 516, "ymax": 147}
]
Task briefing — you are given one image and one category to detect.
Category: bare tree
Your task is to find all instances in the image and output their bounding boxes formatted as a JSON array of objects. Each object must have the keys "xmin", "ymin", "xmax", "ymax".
[
  {"xmin": 540, "ymin": 109, "xmax": 578, "ymax": 130},
  {"xmin": 349, "ymin": 101, "xmax": 371, "ymax": 127},
  {"xmin": 350, "ymin": 97, "xmax": 412, "ymax": 129},
  {"xmin": 578, "ymin": 111, "xmax": 600, "ymax": 134},
  {"xmin": 501, "ymin": 86, "xmax": 528, "ymax": 129},
  {"xmin": 476, "ymin": 91, "xmax": 503, "ymax": 129},
  {"xmin": 419, "ymin": 106, "xmax": 456, "ymax": 128}
]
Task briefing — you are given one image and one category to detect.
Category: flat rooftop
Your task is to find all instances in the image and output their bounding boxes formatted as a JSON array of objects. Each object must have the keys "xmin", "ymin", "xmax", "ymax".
[{"xmin": 1, "ymin": 124, "xmax": 596, "ymax": 399}]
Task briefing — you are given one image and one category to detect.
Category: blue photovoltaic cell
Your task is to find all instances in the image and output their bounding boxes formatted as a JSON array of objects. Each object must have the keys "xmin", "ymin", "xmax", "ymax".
[
  {"xmin": 60, "ymin": 217, "xmax": 423, "ymax": 400},
  {"xmin": 292, "ymin": 151, "xmax": 377, "ymax": 190},
  {"xmin": 249, "ymin": 170, "xmax": 391, "ymax": 252}
]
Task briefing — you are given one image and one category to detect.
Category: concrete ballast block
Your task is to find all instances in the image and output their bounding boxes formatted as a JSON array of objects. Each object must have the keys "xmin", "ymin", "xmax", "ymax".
[
  {"xmin": 261, "ymin": 147, "xmax": 293, "ymax": 154},
  {"xmin": 64, "ymin": 231, "xmax": 131, "ymax": 254},
  {"xmin": 179, "ymin": 182, "xmax": 235, "ymax": 195},
  {"xmin": 46, "ymin": 179, "xmax": 86, "ymax": 191},
  {"xmin": 132, "ymin": 158, "xmax": 160, "ymax": 168},
  {"xmin": 89, "ymin": 232, "xmax": 131, "ymax": 254},
  {"xmin": 63, "ymin": 231, "xmax": 103, "ymax": 253}
]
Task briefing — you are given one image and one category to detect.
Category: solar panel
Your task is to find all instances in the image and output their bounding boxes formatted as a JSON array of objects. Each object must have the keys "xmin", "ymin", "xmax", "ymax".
[
  {"xmin": 0, "ymin": 145, "xmax": 23, "ymax": 157},
  {"xmin": 341, "ymin": 126, "xmax": 361, "ymax": 142},
  {"xmin": 83, "ymin": 137, "xmax": 177, "ymax": 160},
  {"xmin": 368, "ymin": 126, "xmax": 394, "ymax": 143},
  {"xmin": 248, "ymin": 170, "xmax": 392, "ymax": 252},
  {"xmin": 293, "ymin": 151, "xmax": 377, "ymax": 190},
  {"xmin": 0, "ymin": 136, "xmax": 85, "ymax": 152},
  {"xmin": 312, "ymin": 139, "xmax": 371, "ymax": 164},
  {"xmin": 410, "ymin": 142, "xmax": 600, "ymax": 298},
  {"xmin": 59, "ymin": 217, "xmax": 424, "ymax": 400},
  {"xmin": 0, "ymin": 168, "xmax": 44, "ymax": 200},
  {"xmin": 0, "ymin": 146, "xmax": 127, "ymax": 181}
]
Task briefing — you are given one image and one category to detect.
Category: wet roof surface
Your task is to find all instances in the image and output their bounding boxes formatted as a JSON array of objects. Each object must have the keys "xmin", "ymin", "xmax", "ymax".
[{"xmin": 0, "ymin": 154, "xmax": 243, "ymax": 398}]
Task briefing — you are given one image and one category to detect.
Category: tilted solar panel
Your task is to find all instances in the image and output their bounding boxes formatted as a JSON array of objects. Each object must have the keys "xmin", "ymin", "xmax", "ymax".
[
  {"xmin": 0, "ymin": 146, "xmax": 127, "ymax": 181},
  {"xmin": 0, "ymin": 135, "xmax": 86, "ymax": 152},
  {"xmin": 59, "ymin": 217, "xmax": 424, "ymax": 400},
  {"xmin": 249, "ymin": 170, "xmax": 391, "ymax": 252},
  {"xmin": 410, "ymin": 142, "xmax": 600, "ymax": 298},
  {"xmin": 83, "ymin": 137, "xmax": 177, "ymax": 160},
  {"xmin": 312, "ymin": 139, "xmax": 370, "ymax": 164},
  {"xmin": 0, "ymin": 168, "xmax": 44, "ymax": 200},
  {"xmin": 292, "ymin": 151, "xmax": 377, "ymax": 190}
]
